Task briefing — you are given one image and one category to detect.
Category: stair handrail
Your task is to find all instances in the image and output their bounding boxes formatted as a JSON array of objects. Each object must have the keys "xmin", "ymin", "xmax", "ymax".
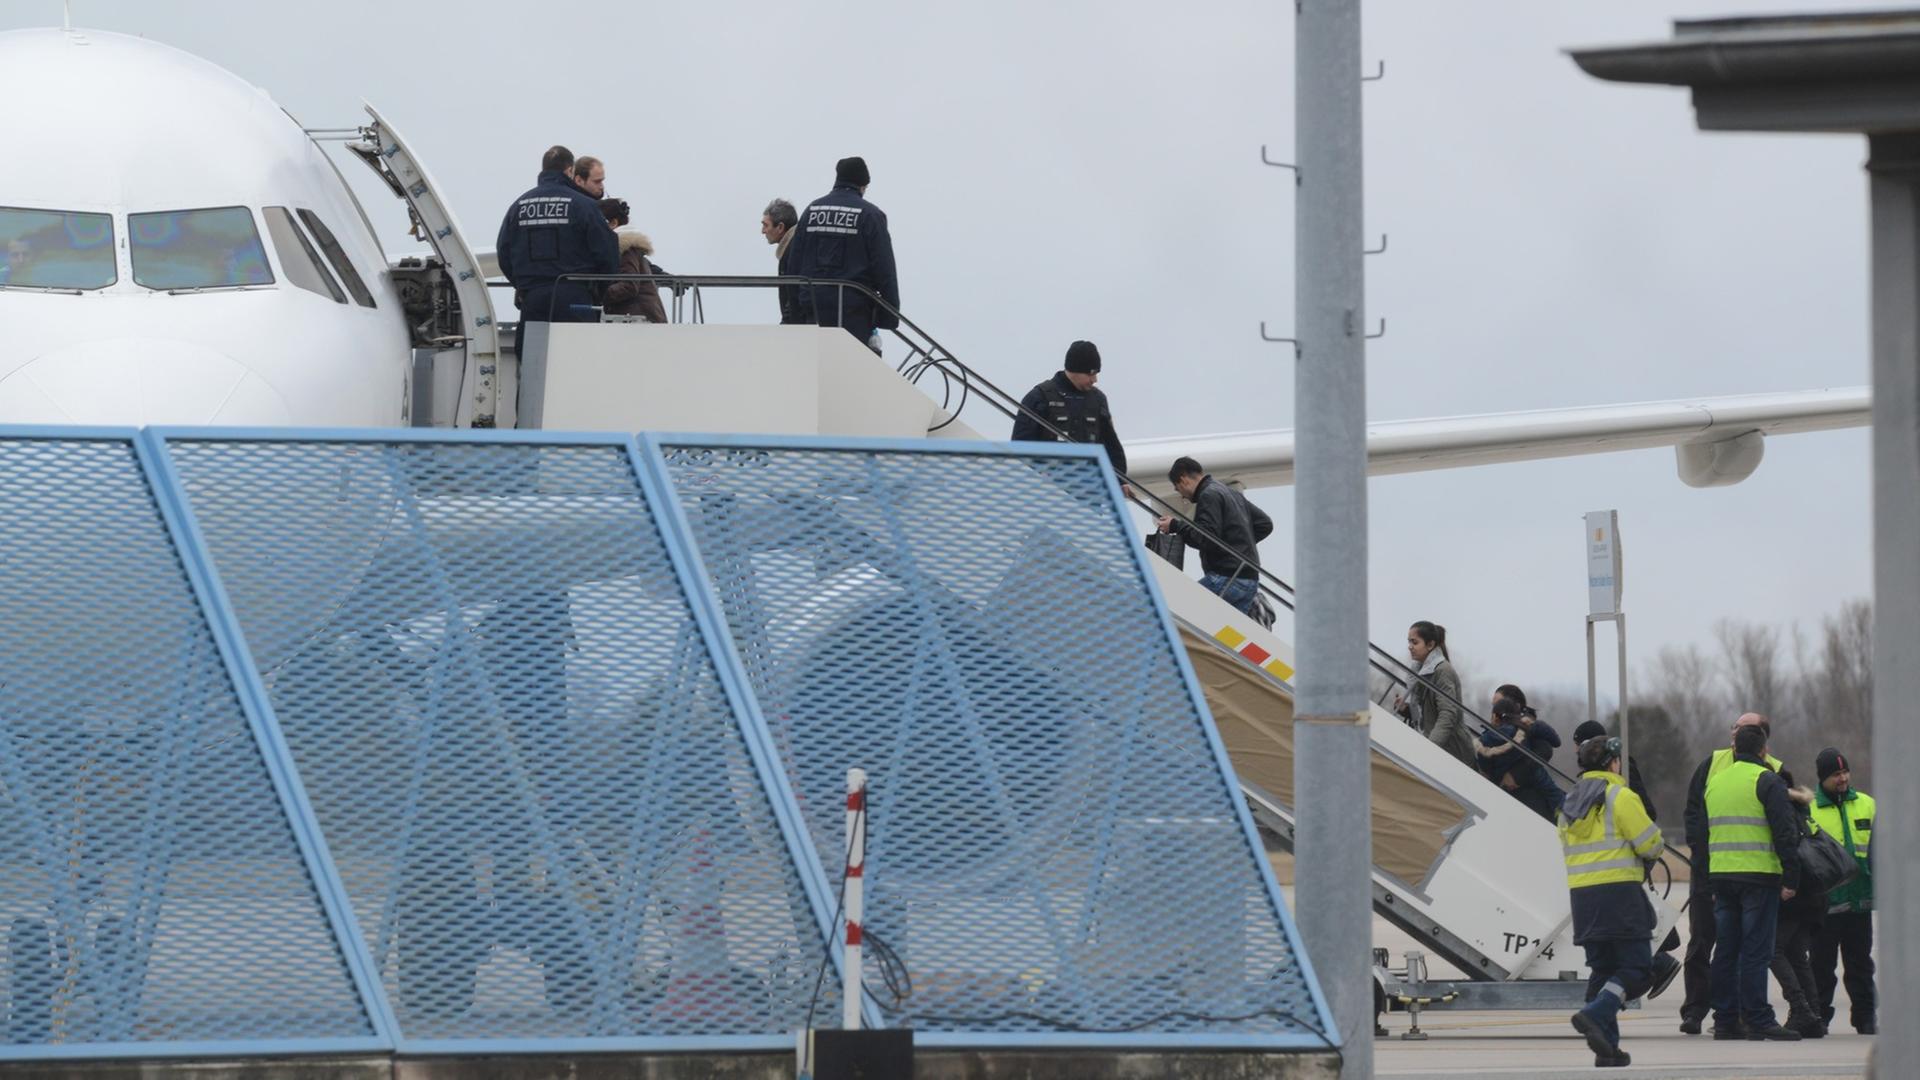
[{"xmin": 543, "ymin": 272, "xmax": 1628, "ymax": 805}]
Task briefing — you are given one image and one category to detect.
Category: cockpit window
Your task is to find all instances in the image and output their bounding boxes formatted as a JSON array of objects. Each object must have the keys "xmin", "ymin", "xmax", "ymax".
[
  {"xmin": 296, "ymin": 210, "xmax": 376, "ymax": 308},
  {"xmin": 263, "ymin": 207, "xmax": 345, "ymax": 303},
  {"xmin": 0, "ymin": 206, "xmax": 117, "ymax": 290},
  {"xmin": 129, "ymin": 207, "xmax": 274, "ymax": 291}
]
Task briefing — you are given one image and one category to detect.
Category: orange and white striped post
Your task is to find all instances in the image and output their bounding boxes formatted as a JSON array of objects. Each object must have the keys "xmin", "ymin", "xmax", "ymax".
[{"xmin": 842, "ymin": 767, "xmax": 867, "ymax": 1031}]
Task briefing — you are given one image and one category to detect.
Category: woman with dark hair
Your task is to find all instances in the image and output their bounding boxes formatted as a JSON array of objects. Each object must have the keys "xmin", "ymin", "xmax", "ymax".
[
  {"xmin": 597, "ymin": 197, "xmax": 668, "ymax": 324},
  {"xmin": 1770, "ymin": 766, "xmax": 1831, "ymax": 1037},
  {"xmin": 1396, "ymin": 621, "xmax": 1474, "ymax": 768},
  {"xmin": 1479, "ymin": 698, "xmax": 1565, "ymax": 821}
]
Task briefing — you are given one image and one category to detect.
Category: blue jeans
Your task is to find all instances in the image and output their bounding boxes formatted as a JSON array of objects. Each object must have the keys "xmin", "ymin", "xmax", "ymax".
[
  {"xmin": 1711, "ymin": 880, "xmax": 1781, "ymax": 1028},
  {"xmin": 1200, "ymin": 573, "xmax": 1258, "ymax": 616},
  {"xmin": 1578, "ymin": 937, "xmax": 1653, "ymax": 1047}
]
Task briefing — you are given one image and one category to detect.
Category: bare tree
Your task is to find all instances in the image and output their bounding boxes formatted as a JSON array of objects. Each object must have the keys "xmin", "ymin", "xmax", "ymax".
[
  {"xmin": 1646, "ymin": 643, "xmax": 1727, "ymax": 737},
  {"xmin": 1794, "ymin": 599, "xmax": 1874, "ymax": 789},
  {"xmin": 1717, "ymin": 619, "xmax": 1787, "ymax": 722},
  {"xmin": 1628, "ymin": 601, "xmax": 1874, "ymax": 806},
  {"xmin": 1635, "ymin": 645, "xmax": 1733, "ymax": 826}
]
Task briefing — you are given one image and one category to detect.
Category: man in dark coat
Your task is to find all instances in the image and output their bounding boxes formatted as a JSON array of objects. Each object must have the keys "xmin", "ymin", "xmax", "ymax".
[
  {"xmin": 496, "ymin": 145, "xmax": 619, "ymax": 361},
  {"xmin": 1154, "ymin": 456, "xmax": 1271, "ymax": 617},
  {"xmin": 761, "ymin": 198, "xmax": 811, "ymax": 324},
  {"xmin": 792, "ymin": 157, "xmax": 898, "ymax": 350}
]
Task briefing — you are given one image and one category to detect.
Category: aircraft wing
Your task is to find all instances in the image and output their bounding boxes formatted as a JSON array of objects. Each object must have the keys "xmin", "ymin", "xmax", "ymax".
[{"xmin": 1127, "ymin": 386, "xmax": 1868, "ymax": 496}]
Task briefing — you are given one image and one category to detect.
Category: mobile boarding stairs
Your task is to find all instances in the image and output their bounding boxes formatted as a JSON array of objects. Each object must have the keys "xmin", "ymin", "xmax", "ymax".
[
  {"xmin": 344, "ymin": 115, "xmax": 1683, "ymax": 1027},
  {"xmin": 410, "ymin": 280, "xmax": 1683, "ymax": 1027}
]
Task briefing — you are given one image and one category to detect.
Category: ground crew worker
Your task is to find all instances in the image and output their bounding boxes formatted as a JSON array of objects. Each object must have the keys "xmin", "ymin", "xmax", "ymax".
[
  {"xmin": 1678, "ymin": 711, "xmax": 1781, "ymax": 1034},
  {"xmin": 792, "ymin": 156, "xmax": 898, "ymax": 351},
  {"xmin": 1809, "ymin": 745, "xmax": 1876, "ymax": 1035},
  {"xmin": 496, "ymin": 145, "xmax": 619, "ymax": 365},
  {"xmin": 1562, "ymin": 735, "xmax": 1664, "ymax": 1069},
  {"xmin": 1706, "ymin": 721, "xmax": 1803, "ymax": 1041}
]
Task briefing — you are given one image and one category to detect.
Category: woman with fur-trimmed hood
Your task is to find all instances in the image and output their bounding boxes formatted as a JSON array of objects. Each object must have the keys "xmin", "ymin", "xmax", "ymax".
[
  {"xmin": 598, "ymin": 198, "xmax": 668, "ymax": 323},
  {"xmin": 1771, "ymin": 770, "xmax": 1831, "ymax": 1037}
]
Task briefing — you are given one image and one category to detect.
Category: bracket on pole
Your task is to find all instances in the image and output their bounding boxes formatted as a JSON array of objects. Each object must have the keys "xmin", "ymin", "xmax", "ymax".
[
  {"xmin": 1342, "ymin": 311, "xmax": 1387, "ymax": 340},
  {"xmin": 1365, "ymin": 234, "xmax": 1389, "ymax": 255},
  {"xmin": 1260, "ymin": 146, "xmax": 1302, "ymax": 185},
  {"xmin": 1364, "ymin": 60, "xmax": 1387, "ymax": 82},
  {"xmin": 1260, "ymin": 322, "xmax": 1302, "ymax": 357}
]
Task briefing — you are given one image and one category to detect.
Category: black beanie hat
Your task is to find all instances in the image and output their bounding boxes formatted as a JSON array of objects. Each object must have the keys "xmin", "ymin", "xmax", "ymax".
[
  {"xmin": 836, "ymin": 156, "xmax": 871, "ymax": 187},
  {"xmin": 1064, "ymin": 340, "xmax": 1102, "ymax": 374},
  {"xmin": 1573, "ymin": 720, "xmax": 1607, "ymax": 744},
  {"xmin": 1816, "ymin": 747, "xmax": 1849, "ymax": 782}
]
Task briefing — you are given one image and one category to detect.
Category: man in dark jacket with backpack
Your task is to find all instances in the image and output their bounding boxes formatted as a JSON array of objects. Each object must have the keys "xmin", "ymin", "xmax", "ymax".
[{"xmin": 1155, "ymin": 456, "xmax": 1272, "ymax": 618}]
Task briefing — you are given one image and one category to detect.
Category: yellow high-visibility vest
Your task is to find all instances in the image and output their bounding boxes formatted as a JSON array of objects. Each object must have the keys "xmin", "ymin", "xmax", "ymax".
[
  {"xmin": 1811, "ymin": 791, "xmax": 1874, "ymax": 859},
  {"xmin": 1559, "ymin": 771, "xmax": 1663, "ymax": 888},
  {"xmin": 1707, "ymin": 745, "xmax": 1781, "ymax": 780},
  {"xmin": 1706, "ymin": 758, "xmax": 1781, "ymax": 875}
]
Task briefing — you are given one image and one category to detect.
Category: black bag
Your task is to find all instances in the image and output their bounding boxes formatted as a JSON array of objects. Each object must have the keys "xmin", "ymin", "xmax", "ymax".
[
  {"xmin": 1796, "ymin": 819, "xmax": 1858, "ymax": 896},
  {"xmin": 1145, "ymin": 530, "xmax": 1185, "ymax": 570}
]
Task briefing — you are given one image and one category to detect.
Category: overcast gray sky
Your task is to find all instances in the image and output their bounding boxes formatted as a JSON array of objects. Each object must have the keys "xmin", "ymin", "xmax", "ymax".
[{"xmin": 8, "ymin": 0, "xmax": 1880, "ymax": 705}]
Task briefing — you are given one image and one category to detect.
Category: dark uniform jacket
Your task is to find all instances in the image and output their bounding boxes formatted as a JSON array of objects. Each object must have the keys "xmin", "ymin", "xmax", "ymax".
[
  {"xmin": 1011, "ymin": 372, "xmax": 1128, "ymax": 473},
  {"xmin": 793, "ymin": 184, "xmax": 899, "ymax": 333},
  {"xmin": 495, "ymin": 169, "xmax": 619, "ymax": 318},
  {"xmin": 1168, "ymin": 475, "xmax": 1271, "ymax": 580}
]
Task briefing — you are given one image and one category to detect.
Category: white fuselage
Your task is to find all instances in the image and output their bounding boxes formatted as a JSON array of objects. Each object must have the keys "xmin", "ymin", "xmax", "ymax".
[{"xmin": 0, "ymin": 28, "xmax": 408, "ymax": 427}]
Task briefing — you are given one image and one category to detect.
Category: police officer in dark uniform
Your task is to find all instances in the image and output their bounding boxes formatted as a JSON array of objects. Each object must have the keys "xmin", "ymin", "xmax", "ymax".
[
  {"xmin": 792, "ymin": 156, "xmax": 899, "ymax": 350},
  {"xmin": 495, "ymin": 145, "xmax": 619, "ymax": 362},
  {"xmin": 1011, "ymin": 340, "xmax": 1128, "ymax": 480}
]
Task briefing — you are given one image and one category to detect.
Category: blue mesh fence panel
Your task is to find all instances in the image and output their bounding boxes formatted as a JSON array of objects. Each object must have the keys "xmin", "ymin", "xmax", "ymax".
[
  {"xmin": 160, "ymin": 436, "xmax": 838, "ymax": 1046},
  {"xmin": 655, "ymin": 440, "xmax": 1326, "ymax": 1043},
  {"xmin": 0, "ymin": 435, "xmax": 375, "ymax": 1054}
]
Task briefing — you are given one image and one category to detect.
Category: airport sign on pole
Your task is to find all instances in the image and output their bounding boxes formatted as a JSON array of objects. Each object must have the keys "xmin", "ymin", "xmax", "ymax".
[
  {"xmin": 1585, "ymin": 510, "xmax": 1622, "ymax": 616},
  {"xmin": 1584, "ymin": 511, "xmax": 1628, "ymax": 771}
]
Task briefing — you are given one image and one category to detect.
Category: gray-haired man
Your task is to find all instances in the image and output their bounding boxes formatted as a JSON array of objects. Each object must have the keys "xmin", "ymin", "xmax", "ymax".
[{"xmin": 761, "ymin": 198, "xmax": 809, "ymax": 325}]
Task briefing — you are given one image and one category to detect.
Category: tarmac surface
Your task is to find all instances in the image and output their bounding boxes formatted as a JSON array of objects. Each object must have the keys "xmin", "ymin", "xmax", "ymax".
[{"xmin": 1352, "ymin": 883, "xmax": 1874, "ymax": 1079}]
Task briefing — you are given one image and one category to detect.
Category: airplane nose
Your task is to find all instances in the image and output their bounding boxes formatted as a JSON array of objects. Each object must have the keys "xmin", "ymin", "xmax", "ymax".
[{"xmin": 0, "ymin": 338, "xmax": 294, "ymax": 425}]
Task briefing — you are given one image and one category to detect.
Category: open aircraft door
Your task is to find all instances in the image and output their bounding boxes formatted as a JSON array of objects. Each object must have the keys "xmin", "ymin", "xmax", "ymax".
[{"xmin": 342, "ymin": 104, "xmax": 506, "ymax": 429}]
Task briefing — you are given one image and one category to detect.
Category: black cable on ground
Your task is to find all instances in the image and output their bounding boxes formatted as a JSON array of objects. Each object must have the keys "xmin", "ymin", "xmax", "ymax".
[{"xmin": 859, "ymin": 926, "xmax": 911, "ymax": 1012}]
